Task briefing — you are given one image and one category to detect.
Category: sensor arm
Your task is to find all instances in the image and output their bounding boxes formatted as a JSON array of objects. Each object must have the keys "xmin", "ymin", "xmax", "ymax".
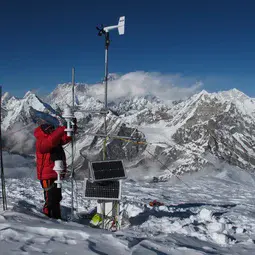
[
  {"xmin": 101, "ymin": 16, "xmax": 125, "ymax": 35},
  {"xmin": 103, "ymin": 25, "xmax": 119, "ymax": 33}
]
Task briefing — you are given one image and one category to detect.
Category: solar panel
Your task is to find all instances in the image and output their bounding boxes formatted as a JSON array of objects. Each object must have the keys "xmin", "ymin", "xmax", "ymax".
[
  {"xmin": 84, "ymin": 179, "xmax": 121, "ymax": 200},
  {"xmin": 89, "ymin": 160, "xmax": 127, "ymax": 182}
]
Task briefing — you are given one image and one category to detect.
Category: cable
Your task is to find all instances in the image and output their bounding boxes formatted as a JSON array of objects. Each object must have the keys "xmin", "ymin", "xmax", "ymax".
[
  {"xmin": 95, "ymin": 201, "xmax": 119, "ymax": 229},
  {"xmin": 101, "ymin": 124, "xmax": 211, "ymax": 203},
  {"xmin": 91, "ymin": 124, "xmax": 206, "ymax": 201},
  {"xmin": 78, "ymin": 123, "xmax": 207, "ymax": 209}
]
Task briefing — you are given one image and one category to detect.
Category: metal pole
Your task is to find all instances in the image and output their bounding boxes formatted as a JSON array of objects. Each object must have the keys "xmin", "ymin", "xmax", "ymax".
[
  {"xmin": 102, "ymin": 32, "xmax": 110, "ymax": 229},
  {"xmin": 104, "ymin": 33, "xmax": 109, "ymax": 111},
  {"xmin": 72, "ymin": 67, "xmax": 75, "ymax": 109},
  {"xmin": 71, "ymin": 67, "xmax": 75, "ymax": 220},
  {"xmin": 0, "ymin": 86, "xmax": 7, "ymax": 210},
  {"xmin": 103, "ymin": 32, "xmax": 110, "ymax": 161},
  {"xmin": 95, "ymin": 25, "xmax": 111, "ymax": 230}
]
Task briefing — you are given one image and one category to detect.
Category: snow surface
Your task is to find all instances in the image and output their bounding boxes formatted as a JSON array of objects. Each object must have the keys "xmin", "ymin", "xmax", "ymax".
[
  {"xmin": 1, "ymin": 154, "xmax": 255, "ymax": 254},
  {"xmin": 2, "ymin": 79, "xmax": 255, "ymax": 253}
]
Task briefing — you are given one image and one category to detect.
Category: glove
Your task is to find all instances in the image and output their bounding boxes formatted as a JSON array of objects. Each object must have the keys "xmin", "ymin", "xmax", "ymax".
[
  {"xmin": 60, "ymin": 170, "xmax": 67, "ymax": 180},
  {"xmin": 60, "ymin": 173, "xmax": 65, "ymax": 180},
  {"xmin": 72, "ymin": 117, "xmax": 77, "ymax": 133},
  {"xmin": 56, "ymin": 116, "xmax": 67, "ymax": 127},
  {"xmin": 61, "ymin": 171, "xmax": 71, "ymax": 180}
]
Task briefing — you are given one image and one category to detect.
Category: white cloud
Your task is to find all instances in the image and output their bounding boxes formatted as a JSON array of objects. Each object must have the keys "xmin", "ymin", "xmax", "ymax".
[
  {"xmin": 3, "ymin": 151, "xmax": 36, "ymax": 179},
  {"xmin": 3, "ymin": 122, "xmax": 36, "ymax": 155},
  {"xmin": 88, "ymin": 71, "xmax": 203, "ymax": 102}
]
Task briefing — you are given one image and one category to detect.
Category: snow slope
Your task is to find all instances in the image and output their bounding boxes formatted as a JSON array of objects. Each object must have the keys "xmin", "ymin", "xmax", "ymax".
[{"xmin": 1, "ymin": 153, "xmax": 255, "ymax": 254}]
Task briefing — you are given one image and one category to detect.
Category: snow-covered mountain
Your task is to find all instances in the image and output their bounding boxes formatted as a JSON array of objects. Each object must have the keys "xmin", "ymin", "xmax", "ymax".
[{"xmin": 2, "ymin": 73, "xmax": 255, "ymax": 180}]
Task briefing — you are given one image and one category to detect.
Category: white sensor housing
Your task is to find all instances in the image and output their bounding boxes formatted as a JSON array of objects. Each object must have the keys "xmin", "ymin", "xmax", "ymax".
[
  {"xmin": 62, "ymin": 107, "xmax": 74, "ymax": 137},
  {"xmin": 53, "ymin": 160, "xmax": 64, "ymax": 188}
]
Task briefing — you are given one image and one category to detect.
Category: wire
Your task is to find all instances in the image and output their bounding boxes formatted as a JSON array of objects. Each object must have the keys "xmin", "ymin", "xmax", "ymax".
[
  {"xmin": 95, "ymin": 121, "xmax": 209, "ymax": 203},
  {"xmin": 69, "ymin": 118, "xmax": 207, "ymax": 216},
  {"xmin": 97, "ymin": 201, "xmax": 119, "ymax": 229}
]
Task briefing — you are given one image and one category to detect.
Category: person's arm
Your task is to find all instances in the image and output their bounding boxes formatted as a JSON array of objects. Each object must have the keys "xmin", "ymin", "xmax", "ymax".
[
  {"xmin": 60, "ymin": 132, "xmax": 72, "ymax": 145},
  {"xmin": 38, "ymin": 126, "xmax": 66, "ymax": 153}
]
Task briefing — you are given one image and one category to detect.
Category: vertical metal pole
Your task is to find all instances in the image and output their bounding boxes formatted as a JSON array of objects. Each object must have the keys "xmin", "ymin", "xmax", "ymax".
[
  {"xmin": 71, "ymin": 67, "xmax": 75, "ymax": 220},
  {"xmin": 103, "ymin": 32, "xmax": 110, "ymax": 161},
  {"xmin": 104, "ymin": 33, "xmax": 109, "ymax": 112},
  {"xmin": 102, "ymin": 32, "xmax": 110, "ymax": 229},
  {"xmin": 72, "ymin": 67, "xmax": 75, "ymax": 109},
  {"xmin": 0, "ymin": 86, "xmax": 7, "ymax": 211}
]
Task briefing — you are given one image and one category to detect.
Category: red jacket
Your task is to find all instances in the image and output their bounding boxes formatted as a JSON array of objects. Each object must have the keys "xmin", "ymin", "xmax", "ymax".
[{"xmin": 34, "ymin": 126, "xmax": 71, "ymax": 180}]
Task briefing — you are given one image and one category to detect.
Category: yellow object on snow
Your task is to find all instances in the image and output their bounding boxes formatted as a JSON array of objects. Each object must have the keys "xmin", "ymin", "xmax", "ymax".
[{"xmin": 90, "ymin": 213, "xmax": 102, "ymax": 227}]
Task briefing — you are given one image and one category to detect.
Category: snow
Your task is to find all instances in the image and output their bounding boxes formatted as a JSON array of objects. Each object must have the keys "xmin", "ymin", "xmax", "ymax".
[
  {"xmin": 198, "ymin": 208, "xmax": 214, "ymax": 221},
  {"xmin": 1, "ymin": 153, "xmax": 255, "ymax": 254},
  {"xmin": 2, "ymin": 77, "xmax": 255, "ymax": 253},
  {"xmin": 2, "ymin": 79, "xmax": 255, "ymax": 176},
  {"xmin": 213, "ymin": 88, "xmax": 255, "ymax": 117},
  {"xmin": 2, "ymin": 93, "xmax": 51, "ymax": 130}
]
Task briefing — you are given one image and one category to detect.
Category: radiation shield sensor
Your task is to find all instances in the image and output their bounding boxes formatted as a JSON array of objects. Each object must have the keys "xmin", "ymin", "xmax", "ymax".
[
  {"xmin": 62, "ymin": 107, "xmax": 74, "ymax": 137},
  {"xmin": 53, "ymin": 160, "xmax": 64, "ymax": 188}
]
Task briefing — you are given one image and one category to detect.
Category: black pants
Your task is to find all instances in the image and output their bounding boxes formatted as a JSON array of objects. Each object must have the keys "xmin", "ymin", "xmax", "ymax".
[{"xmin": 40, "ymin": 179, "xmax": 62, "ymax": 219}]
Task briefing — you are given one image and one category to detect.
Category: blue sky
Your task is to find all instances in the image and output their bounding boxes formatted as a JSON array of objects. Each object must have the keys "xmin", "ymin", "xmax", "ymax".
[{"xmin": 1, "ymin": 0, "xmax": 255, "ymax": 97}]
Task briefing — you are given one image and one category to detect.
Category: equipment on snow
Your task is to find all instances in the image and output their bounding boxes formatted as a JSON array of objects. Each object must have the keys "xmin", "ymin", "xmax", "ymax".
[
  {"xmin": 90, "ymin": 213, "xmax": 102, "ymax": 227},
  {"xmin": 149, "ymin": 200, "xmax": 165, "ymax": 207}
]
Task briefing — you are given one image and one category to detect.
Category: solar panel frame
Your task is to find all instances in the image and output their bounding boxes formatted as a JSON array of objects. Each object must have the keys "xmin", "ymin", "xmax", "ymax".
[
  {"xmin": 83, "ymin": 178, "xmax": 122, "ymax": 201},
  {"xmin": 89, "ymin": 159, "xmax": 127, "ymax": 182}
]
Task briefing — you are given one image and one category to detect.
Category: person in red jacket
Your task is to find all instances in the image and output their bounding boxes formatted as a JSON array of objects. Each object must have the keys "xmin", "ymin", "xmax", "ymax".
[{"xmin": 34, "ymin": 122, "xmax": 72, "ymax": 219}]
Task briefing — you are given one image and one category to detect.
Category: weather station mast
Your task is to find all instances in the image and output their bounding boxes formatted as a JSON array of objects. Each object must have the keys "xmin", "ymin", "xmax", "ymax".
[
  {"xmin": 61, "ymin": 16, "xmax": 129, "ymax": 230},
  {"xmin": 96, "ymin": 16, "xmax": 125, "ymax": 159},
  {"xmin": 85, "ymin": 16, "xmax": 126, "ymax": 230}
]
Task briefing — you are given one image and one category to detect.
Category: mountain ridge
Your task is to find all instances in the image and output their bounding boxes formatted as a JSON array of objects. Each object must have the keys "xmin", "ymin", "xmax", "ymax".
[{"xmin": 2, "ymin": 77, "xmax": 255, "ymax": 180}]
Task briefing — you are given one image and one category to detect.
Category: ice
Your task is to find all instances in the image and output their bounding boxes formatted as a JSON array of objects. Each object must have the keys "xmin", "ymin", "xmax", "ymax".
[
  {"xmin": 236, "ymin": 227, "xmax": 244, "ymax": 234},
  {"xmin": 124, "ymin": 204, "xmax": 144, "ymax": 218},
  {"xmin": 207, "ymin": 222, "xmax": 225, "ymax": 232},
  {"xmin": 210, "ymin": 232, "xmax": 228, "ymax": 245},
  {"xmin": 199, "ymin": 208, "xmax": 214, "ymax": 221}
]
